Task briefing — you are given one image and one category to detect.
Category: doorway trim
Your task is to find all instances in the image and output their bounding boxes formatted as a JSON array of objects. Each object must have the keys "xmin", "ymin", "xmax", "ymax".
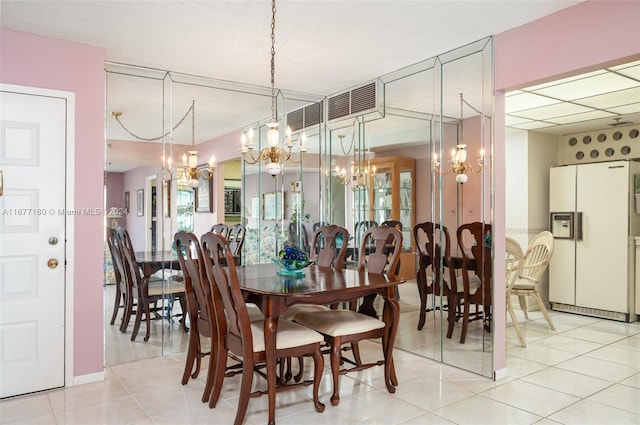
[{"xmin": 0, "ymin": 83, "xmax": 77, "ymax": 387}]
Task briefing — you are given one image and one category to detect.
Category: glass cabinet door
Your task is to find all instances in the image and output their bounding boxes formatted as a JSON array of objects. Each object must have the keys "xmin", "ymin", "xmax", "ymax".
[
  {"xmin": 398, "ymin": 169, "xmax": 413, "ymax": 250},
  {"xmin": 176, "ymin": 187, "xmax": 194, "ymax": 232},
  {"xmin": 372, "ymin": 165, "xmax": 393, "ymax": 224}
]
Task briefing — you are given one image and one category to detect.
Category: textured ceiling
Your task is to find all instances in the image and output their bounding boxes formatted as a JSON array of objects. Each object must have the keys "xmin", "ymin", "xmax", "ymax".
[{"xmin": 3, "ymin": 0, "xmax": 602, "ymax": 171}]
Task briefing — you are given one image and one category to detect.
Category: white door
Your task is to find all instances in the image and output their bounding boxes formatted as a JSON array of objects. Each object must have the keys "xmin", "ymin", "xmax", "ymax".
[
  {"xmin": 576, "ymin": 161, "xmax": 629, "ymax": 313},
  {"xmin": 0, "ymin": 88, "xmax": 67, "ymax": 398},
  {"xmin": 549, "ymin": 165, "xmax": 577, "ymax": 306}
]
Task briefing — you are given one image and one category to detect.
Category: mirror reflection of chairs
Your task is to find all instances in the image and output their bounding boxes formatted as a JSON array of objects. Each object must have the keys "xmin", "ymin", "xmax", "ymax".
[
  {"xmin": 506, "ymin": 231, "xmax": 556, "ymax": 348},
  {"xmin": 226, "ymin": 224, "xmax": 246, "ymax": 265},
  {"xmin": 209, "ymin": 223, "xmax": 228, "ymax": 238},
  {"xmin": 456, "ymin": 222, "xmax": 492, "ymax": 344},
  {"xmin": 113, "ymin": 227, "xmax": 187, "ymax": 342},
  {"xmin": 413, "ymin": 222, "xmax": 464, "ymax": 334}
]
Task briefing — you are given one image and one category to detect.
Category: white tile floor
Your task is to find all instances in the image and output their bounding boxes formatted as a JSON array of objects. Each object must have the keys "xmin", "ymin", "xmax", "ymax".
[{"xmin": 2, "ymin": 286, "xmax": 639, "ymax": 424}]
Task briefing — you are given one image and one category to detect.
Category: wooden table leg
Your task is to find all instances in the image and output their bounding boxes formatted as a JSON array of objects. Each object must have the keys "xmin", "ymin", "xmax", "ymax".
[
  {"xmin": 382, "ymin": 294, "xmax": 400, "ymax": 393},
  {"xmin": 264, "ymin": 314, "xmax": 278, "ymax": 425}
]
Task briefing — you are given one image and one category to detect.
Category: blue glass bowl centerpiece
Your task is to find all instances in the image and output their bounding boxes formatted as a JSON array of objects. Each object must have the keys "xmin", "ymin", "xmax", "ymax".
[{"xmin": 272, "ymin": 244, "xmax": 313, "ymax": 277}]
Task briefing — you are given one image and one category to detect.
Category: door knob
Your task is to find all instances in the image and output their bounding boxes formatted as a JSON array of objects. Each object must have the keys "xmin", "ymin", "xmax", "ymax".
[
  {"xmin": 48, "ymin": 236, "xmax": 59, "ymax": 245},
  {"xmin": 47, "ymin": 258, "xmax": 59, "ymax": 269}
]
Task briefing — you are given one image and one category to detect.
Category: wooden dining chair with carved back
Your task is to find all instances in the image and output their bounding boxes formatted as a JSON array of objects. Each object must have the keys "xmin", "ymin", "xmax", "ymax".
[
  {"xmin": 456, "ymin": 222, "xmax": 492, "ymax": 344},
  {"xmin": 413, "ymin": 222, "xmax": 463, "ymax": 336},
  {"xmin": 200, "ymin": 232, "xmax": 325, "ymax": 424},
  {"xmin": 106, "ymin": 228, "xmax": 127, "ymax": 330},
  {"xmin": 209, "ymin": 223, "xmax": 228, "ymax": 238},
  {"xmin": 116, "ymin": 227, "xmax": 187, "ymax": 341},
  {"xmin": 173, "ymin": 231, "xmax": 219, "ymax": 404},
  {"xmin": 293, "ymin": 224, "xmax": 401, "ymax": 406},
  {"xmin": 226, "ymin": 224, "xmax": 246, "ymax": 265}
]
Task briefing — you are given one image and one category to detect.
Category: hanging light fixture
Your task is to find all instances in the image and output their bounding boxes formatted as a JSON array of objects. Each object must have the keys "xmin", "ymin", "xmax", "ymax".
[
  {"xmin": 165, "ymin": 101, "xmax": 216, "ymax": 188},
  {"xmin": 240, "ymin": 0, "xmax": 306, "ymax": 175},
  {"xmin": 432, "ymin": 93, "xmax": 484, "ymax": 184},
  {"xmin": 333, "ymin": 134, "xmax": 352, "ymax": 185},
  {"xmin": 112, "ymin": 100, "xmax": 216, "ymax": 188}
]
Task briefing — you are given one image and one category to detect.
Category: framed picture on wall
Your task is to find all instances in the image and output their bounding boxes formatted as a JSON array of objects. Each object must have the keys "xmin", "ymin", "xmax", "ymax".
[
  {"xmin": 137, "ymin": 189, "xmax": 144, "ymax": 216},
  {"xmin": 263, "ymin": 191, "xmax": 283, "ymax": 221},
  {"xmin": 124, "ymin": 191, "xmax": 130, "ymax": 215},
  {"xmin": 195, "ymin": 166, "xmax": 213, "ymax": 213}
]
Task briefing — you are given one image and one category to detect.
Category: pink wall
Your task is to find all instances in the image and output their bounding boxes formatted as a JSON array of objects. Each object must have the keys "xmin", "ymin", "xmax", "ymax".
[
  {"xmin": 493, "ymin": 0, "xmax": 640, "ymax": 375},
  {"xmin": 0, "ymin": 30, "xmax": 105, "ymax": 377}
]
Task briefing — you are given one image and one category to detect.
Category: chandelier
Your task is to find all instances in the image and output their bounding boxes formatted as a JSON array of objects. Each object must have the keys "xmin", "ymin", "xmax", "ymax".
[
  {"xmin": 432, "ymin": 93, "xmax": 484, "ymax": 184},
  {"xmin": 240, "ymin": 0, "xmax": 306, "ymax": 176},
  {"xmin": 333, "ymin": 135, "xmax": 352, "ymax": 185},
  {"xmin": 112, "ymin": 100, "xmax": 215, "ymax": 188}
]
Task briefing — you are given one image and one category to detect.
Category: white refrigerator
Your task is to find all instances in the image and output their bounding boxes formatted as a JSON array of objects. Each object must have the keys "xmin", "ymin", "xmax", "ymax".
[{"xmin": 549, "ymin": 160, "xmax": 640, "ymax": 322}]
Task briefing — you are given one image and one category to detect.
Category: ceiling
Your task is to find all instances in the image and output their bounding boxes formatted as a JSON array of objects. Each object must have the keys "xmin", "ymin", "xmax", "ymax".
[{"xmin": 7, "ymin": 1, "xmax": 637, "ymax": 170}]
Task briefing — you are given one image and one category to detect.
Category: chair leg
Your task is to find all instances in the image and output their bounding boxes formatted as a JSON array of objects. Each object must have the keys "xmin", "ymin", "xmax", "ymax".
[
  {"xmin": 532, "ymin": 291, "xmax": 556, "ymax": 330},
  {"xmin": 518, "ymin": 295, "xmax": 529, "ymax": 319},
  {"xmin": 120, "ymin": 293, "xmax": 134, "ymax": 333},
  {"xmin": 233, "ymin": 360, "xmax": 254, "ymax": 425},
  {"xmin": 460, "ymin": 300, "xmax": 470, "ymax": 344},
  {"xmin": 507, "ymin": 296, "xmax": 526, "ymax": 347},
  {"xmin": 350, "ymin": 342, "xmax": 362, "ymax": 366},
  {"xmin": 130, "ymin": 304, "xmax": 143, "ymax": 341},
  {"xmin": 110, "ymin": 286, "xmax": 122, "ymax": 325},
  {"xmin": 311, "ymin": 348, "xmax": 325, "ymax": 412},
  {"xmin": 416, "ymin": 275, "xmax": 427, "ymax": 330},
  {"xmin": 329, "ymin": 336, "xmax": 342, "ymax": 406},
  {"xmin": 446, "ymin": 295, "xmax": 456, "ymax": 339},
  {"xmin": 208, "ymin": 347, "xmax": 228, "ymax": 409},
  {"xmin": 181, "ymin": 329, "xmax": 199, "ymax": 385}
]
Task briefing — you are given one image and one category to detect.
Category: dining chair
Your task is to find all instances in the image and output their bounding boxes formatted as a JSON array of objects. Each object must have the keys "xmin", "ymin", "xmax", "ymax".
[
  {"xmin": 505, "ymin": 237, "xmax": 527, "ymax": 347},
  {"xmin": 200, "ymin": 232, "xmax": 325, "ymax": 424},
  {"xmin": 174, "ymin": 231, "xmax": 218, "ymax": 403},
  {"xmin": 293, "ymin": 224, "xmax": 401, "ymax": 406},
  {"xmin": 117, "ymin": 228, "xmax": 187, "ymax": 341},
  {"xmin": 413, "ymin": 222, "xmax": 462, "ymax": 335},
  {"xmin": 209, "ymin": 223, "xmax": 229, "ymax": 238},
  {"xmin": 226, "ymin": 223, "xmax": 246, "ymax": 265},
  {"xmin": 106, "ymin": 228, "xmax": 127, "ymax": 329},
  {"xmin": 456, "ymin": 222, "xmax": 492, "ymax": 344},
  {"xmin": 509, "ymin": 231, "xmax": 556, "ymax": 333},
  {"xmin": 349, "ymin": 220, "xmax": 378, "ymax": 262}
]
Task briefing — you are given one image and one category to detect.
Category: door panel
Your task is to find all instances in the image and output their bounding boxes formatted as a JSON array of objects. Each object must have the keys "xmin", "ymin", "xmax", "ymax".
[
  {"xmin": 576, "ymin": 161, "xmax": 628, "ymax": 312},
  {"xmin": 549, "ymin": 165, "xmax": 577, "ymax": 305},
  {"xmin": 0, "ymin": 90, "xmax": 66, "ymax": 398}
]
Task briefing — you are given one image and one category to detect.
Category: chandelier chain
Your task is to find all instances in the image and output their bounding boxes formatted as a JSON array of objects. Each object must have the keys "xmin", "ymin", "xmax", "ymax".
[
  {"xmin": 270, "ymin": 0, "xmax": 277, "ymax": 122},
  {"xmin": 113, "ymin": 101, "xmax": 194, "ymax": 142},
  {"xmin": 338, "ymin": 120, "xmax": 356, "ymax": 156}
]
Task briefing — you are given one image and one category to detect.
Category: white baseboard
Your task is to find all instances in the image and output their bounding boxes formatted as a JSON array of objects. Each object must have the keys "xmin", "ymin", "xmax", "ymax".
[
  {"xmin": 494, "ymin": 367, "xmax": 508, "ymax": 381},
  {"xmin": 70, "ymin": 370, "xmax": 105, "ymax": 386}
]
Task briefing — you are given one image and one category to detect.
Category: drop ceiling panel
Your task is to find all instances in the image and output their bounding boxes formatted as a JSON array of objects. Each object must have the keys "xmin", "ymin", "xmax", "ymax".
[
  {"xmin": 505, "ymin": 92, "xmax": 560, "ymax": 113},
  {"xmin": 575, "ymin": 87, "xmax": 640, "ymax": 109},
  {"xmin": 546, "ymin": 110, "xmax": 616, "ymax": 124},
  {"xmin": 532, "ymin": 73, "xmax": 638, "ymax": 101},
  {"xmin": 512, "ymin": 102, "xmax": 594, "ymax": 121}
]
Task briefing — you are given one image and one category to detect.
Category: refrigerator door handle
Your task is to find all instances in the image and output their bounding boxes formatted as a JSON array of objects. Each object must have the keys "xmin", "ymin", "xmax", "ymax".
[{"xmin": 575, "ymin": 212, "xmax": 583, "ymax": 241}]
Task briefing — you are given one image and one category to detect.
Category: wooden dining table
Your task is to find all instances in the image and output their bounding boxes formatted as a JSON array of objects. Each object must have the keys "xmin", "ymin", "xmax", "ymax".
[
  {"xmin": 236, "ymin": 263, "xmax": 407, "ymax": 425},
  {"xmin": 134, "ymin": 250, "xmax": 181, "ymax": 280}
]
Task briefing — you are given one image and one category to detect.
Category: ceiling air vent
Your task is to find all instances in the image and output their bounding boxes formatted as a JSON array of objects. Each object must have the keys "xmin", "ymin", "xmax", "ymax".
[
  {"xmin": 608, "ymin": 117, "xmax": 633, "ymax": 127},
  {"xmin": 286, "ymin": 100, "xmax": 324, "ymax": 132},
  {"xmin": 327, "ymin": 81, "xmax": 380, "ymax": 122}
]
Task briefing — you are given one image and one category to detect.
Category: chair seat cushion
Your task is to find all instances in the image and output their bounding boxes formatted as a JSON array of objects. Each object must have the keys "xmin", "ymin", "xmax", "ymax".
[
  {"xmin": 246, "ymin": 303, "xmax": 264, "ymax": 322},
  {"xmin": 250, "ymin": 319, "xmax": 323, "ymax": 352},
  {"xmin": 280, "ymin": 304, "xmax": 331, "ymax": 321},
  {"xmin": 511, "ymin": 281, "xmax": 536, "ymax": 291},
  {"xmin": 466, "ymin": 275, "xmax": 483, "ymax": 295},
  {"xmin": 148, "ymin": 280, "xmax": 185, "ymax": 296},
  {"xmin": 294, "ymin": 310, "xmax": 385, "ymax": 337}
]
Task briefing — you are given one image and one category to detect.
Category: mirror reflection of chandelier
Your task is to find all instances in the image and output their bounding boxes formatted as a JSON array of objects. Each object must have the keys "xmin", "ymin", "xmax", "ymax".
[
  {"xmin": 432, "ymin": 93, "xmax": 484, "ymax": 184},
  {"xmin": 168, "ymin": 100, "xmax": 216, "ymax": 188},
  {"xmin": 240, "ymin": 0, "xmax": 306, "ymax": 176},
  {"xmin": 112, "ymin": 100, "xmax": 215, "ymax": 188}
]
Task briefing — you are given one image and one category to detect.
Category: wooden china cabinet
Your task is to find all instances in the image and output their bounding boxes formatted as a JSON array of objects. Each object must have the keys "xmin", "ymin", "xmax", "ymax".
[{"xmin": 367, "ymin": 156, "xmax": 416, "ymax": 279}]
